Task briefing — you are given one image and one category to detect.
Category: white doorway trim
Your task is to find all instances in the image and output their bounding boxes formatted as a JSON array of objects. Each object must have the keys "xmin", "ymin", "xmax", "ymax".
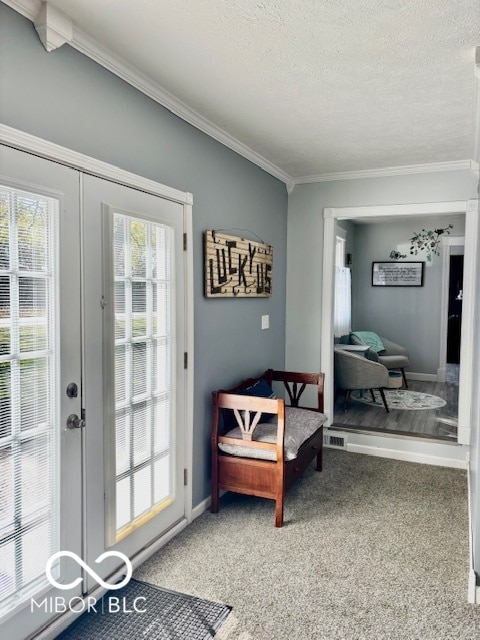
[
  {"xmin": 438, "ymin": 236, "xmax": 465, "ymax": 383},
  {"xmin": 321, "ymin": 199, "xmax": 479, "ymax": 447},
  {"xmin": 0, "ymin": 123, "xmax": 195, "ymax": 523}
]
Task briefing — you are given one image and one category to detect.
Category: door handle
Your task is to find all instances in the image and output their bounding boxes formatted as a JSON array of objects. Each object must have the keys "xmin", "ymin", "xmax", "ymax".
[{"xmin": 66, "ymin": 413, "xmax": 85, "ymax": 429}]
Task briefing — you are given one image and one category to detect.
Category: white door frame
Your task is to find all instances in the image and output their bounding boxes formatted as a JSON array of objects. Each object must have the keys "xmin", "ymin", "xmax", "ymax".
[
  {"xmin": 0, "ymin": 123, "xmax": 194, "ymax": 635},
  {"xmin": 322, "ymin": 199, "xmax": 479, "ymax": 446},
  {"xmin": 438, "ymin": 236, "xmax": 465, "ymax": 383}
]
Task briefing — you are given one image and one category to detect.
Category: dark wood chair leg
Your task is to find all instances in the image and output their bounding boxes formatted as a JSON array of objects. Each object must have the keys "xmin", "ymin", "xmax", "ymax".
[
  {"xmin": 401, "ymin": 368, "xmax": 408, "ymax": 388},
  {"xmin": 378, "ymin": 388, "xmax": 390, "ymax": 413},
  {"xmin": 211, "ymin": 457, "xmax": 219, "ymax": 514},
  {"xmin": 275, "ymin": 494, "xmax": 284, "ymax": 527},
  {"xmin": 316, "ymin": 445, "xmax": 323, "ymax": 472},
  {"xmin": 211, "ymin": 488, "xmax": 219, "ymax": 513},
  {"xmin": 343, "ymin": 389, "xmax": 351, "ymax": 412},
  {"xmin": 370, "ymin": 389, "xmax": 376, "ymax": 402}
]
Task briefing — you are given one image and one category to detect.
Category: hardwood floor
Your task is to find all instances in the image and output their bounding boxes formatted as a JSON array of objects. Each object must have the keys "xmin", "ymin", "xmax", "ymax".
[{"xmin": 332, "ymin": 365, "xmax": 459, "ymax": 442}]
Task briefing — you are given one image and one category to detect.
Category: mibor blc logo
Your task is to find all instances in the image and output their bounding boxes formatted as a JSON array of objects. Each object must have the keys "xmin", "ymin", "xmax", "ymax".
[
  {"xmin": 45, "ymin": 551, "xmax": 132, "ymax": 590},
  {"xmin": 31, "ymin": 551, "xmax": 147, "ymax": 614}
]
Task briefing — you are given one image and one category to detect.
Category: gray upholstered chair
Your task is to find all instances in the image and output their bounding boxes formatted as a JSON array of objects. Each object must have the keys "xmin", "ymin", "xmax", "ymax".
[
  {"xmin": 349, "ymin": 334, "xmax": 410, "ymax": 388},
  {"xmin": 334, "ymin": 348, "xmax": 395, "ymax": 412}
]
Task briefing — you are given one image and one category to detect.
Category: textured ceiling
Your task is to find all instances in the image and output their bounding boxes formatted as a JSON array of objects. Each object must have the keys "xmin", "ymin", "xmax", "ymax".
[{"xmin": 36, "ymin": 1, "xmax": 480, "ymax": 178}]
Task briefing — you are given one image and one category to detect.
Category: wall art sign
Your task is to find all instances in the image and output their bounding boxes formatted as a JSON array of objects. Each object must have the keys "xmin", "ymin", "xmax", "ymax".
[
  {"xmin": 204, "ymin": 230, "xmax": 272, "ymax": 297},
  {"xmin": 372, "ymin": 261, "xmax": 424, "ymax": 287}
]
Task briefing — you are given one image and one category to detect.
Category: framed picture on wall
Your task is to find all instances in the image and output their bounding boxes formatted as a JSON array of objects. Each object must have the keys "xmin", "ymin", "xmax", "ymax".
[{"xmin": 372, "ymin": 261, "xmax": 424, "ymax": 287}]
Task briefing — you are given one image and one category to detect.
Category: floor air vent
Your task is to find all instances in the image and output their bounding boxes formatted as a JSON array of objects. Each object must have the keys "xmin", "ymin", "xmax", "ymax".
[{"xmin": 324, "ymin": 434, "xmax": 347, "ymax": 449}]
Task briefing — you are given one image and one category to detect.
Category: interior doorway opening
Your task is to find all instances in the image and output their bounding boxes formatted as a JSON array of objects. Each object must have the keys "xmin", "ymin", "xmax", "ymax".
[{"xmin": 321, "ymin": 200, "xmax": 479, "ymax": 449}]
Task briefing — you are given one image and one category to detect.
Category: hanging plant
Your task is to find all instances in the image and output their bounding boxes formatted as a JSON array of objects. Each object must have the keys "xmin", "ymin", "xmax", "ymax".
[{"xmin": 409, "ymin": 224, "xmax": 453, "ymax": 262}]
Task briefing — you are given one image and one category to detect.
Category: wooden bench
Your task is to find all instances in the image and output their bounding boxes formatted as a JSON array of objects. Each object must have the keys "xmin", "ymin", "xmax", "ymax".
[{"xmin": 211, "ymin": 369, "xmax": 326, "ymax": 527}]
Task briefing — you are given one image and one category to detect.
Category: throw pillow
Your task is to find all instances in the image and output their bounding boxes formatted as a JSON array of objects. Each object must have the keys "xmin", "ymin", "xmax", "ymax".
[
  {"xmin": 350, "ymin": 331, "xmax": 385, "ymax": 353},
  {"xmin": 236, "ymin": 378, "xmax": 277, "ymax": 422}
]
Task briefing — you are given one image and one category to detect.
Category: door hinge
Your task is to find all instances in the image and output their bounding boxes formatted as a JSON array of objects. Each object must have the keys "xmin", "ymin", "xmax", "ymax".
[
  {"xmin": 184, "ymin": 352, "xmax": 188, "ymax": 369},
  {"xmin": 183, "ymin": 233, "xmax": 187, "ymax": 251},
  {"xmin": 184, "ymin": 469, "xmax": 188, "ymax": 486}
]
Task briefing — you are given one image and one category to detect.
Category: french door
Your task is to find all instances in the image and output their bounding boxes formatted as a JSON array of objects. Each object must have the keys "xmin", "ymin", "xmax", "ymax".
[
  {"xmin": 0, "ymin": 144, "xmax": 190, "ymax": 639},
  {"xmin": 82, "ymin": 175, "xmax": 187, "ymax": 588},
  {"xmin": 0, "ymin": 146, "xmax": 83, "ymax": 640}
]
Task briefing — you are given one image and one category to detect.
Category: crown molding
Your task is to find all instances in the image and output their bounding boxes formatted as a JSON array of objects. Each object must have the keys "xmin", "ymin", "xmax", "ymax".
[
  {"xmin": 4, "ymin": 0, "xmax": 478, "ymax": 191},
  {"xmin": 34, "ymin": 1, "xmax": 72, "ymax": 52},
  {"xmin": 293, "ymin": 160, "xmax": 478, "ymax": 185},
  {"xmin": 70, "ymin": 29, "xmax": 293, "ymax": 187},
  {"xmin": 2, "ymin": 0, "xmax": 293, "ymax": 188},
  {"xmin": 2, "ymin": 0, "xmax": 39, "ymax": 20}
]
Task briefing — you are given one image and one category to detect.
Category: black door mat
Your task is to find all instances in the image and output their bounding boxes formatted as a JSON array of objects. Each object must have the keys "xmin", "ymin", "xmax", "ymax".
[{"xmin": 56, "ymin": 578, "xmax": 232, "ymax": 640}]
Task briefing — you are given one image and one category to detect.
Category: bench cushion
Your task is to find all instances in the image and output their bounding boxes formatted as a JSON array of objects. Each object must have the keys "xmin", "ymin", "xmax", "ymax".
[{"xmin": 218, "ymin": 406, "xmax": 327, "ymax": 462}]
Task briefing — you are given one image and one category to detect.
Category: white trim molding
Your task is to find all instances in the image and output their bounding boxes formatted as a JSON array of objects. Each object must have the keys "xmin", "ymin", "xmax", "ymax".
[
  {"xmin": 474, "ymin": 47, "xmax": 480, "ymax": 167},
  {"xmin": 2, "ymin": 0, "xmax": 292, "ymax": 188},
  {"xmin": 458, "ymin": 199, "xmax": 480, "ymax": 445},
  {"xmin": 324, "ymin": 200, "xmax": 469, "ymax": 219},
  {"xmin": 34, "ymin": 1, "xmax": 72, "ymax": 52},
  {"xmin": 3, "ymin": 0, "xmax": 478, "ymax": 191},
  {"xmin": 0, "ymin": 124, "xmax": 192, "ymax": 205},
  {"xmin": 327, "ymin": 429, "xmax": 469, "ymax": 469},
  {"xmin": 406, "ymin": 372, "xmax": 438, "ymax": 383},
  {"xmin": 321, "ymin": 199, "xmax": 479, "ymax": 449},
  {"xmin": 293, "ymin": 160, "xmax": 479, "ymax": 185}
]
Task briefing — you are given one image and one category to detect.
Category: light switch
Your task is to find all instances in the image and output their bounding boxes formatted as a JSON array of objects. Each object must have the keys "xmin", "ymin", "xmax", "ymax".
[{"xmin": 261, "ymin": 314, "xmax": 269, "ymax": 330}]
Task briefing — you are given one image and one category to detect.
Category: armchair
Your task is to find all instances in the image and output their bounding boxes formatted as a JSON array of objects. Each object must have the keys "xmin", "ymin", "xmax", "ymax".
[
  {"xmin": 334, "ymin": 348, "xmax": 392, "ymax": 412},
  {"xmin": 349, "ymin": 332, "xmax": 410, "ymax": 388}
]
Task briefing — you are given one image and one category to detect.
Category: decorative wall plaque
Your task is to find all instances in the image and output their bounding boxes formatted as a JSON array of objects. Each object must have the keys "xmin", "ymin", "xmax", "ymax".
[
  {"xmin": 372, "ymin": 261, "xmax": 424, "ymax": 287},
  {"xmin": 204, "ymin": 230, "xmax": 273, "ymax": 297}
]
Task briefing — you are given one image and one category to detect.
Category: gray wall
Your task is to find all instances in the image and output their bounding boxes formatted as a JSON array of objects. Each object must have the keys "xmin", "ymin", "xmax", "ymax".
[
  {"xmin": 286, "ymin": 175, "xmax": 480, "ymax": 577},
  {"xmin": 351, "ymin": 215, "xmax": 465, "ymax": 374},
  {"xmin": 0, "ymin": 4, "xmax": 288, "ymax": 506},
  {"xmin": 286, "ymin": 173, "xmax": 477, "ymax": 373}
]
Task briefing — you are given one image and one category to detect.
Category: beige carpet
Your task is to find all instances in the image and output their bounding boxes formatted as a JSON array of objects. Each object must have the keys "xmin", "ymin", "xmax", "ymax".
[{"xmin": 135, "ymin": 449, "xmax": 480, "ymax": 639}]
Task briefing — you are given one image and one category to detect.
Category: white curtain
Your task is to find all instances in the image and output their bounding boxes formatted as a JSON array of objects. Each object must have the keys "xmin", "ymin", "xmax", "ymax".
[{"xmin": 334, "ymin": 266, "xmax": 351, "ymax": 338}]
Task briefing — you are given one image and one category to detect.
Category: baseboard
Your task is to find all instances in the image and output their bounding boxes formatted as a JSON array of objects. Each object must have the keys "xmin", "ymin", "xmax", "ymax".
[
  {"xmin": 191, "ymin": 490, "xmax": 228, "ymax": 521},
  {"xmin": 468, "ymin": 571, "xmax": 478, "ymax": 604},
  {"xmin": 466, "ymin": 464, "xmax": 479, "ymax": 604},
  {"xmin": 345, "ymin": 442, "xmax": 467, "ymax": 469},
  {"xmin": 192, "ymin": 496, "xmax": 211, "ymax": 520},
  {"xmin": 406, "ymin": 371, "xmax": 438, "ymax": 382}
]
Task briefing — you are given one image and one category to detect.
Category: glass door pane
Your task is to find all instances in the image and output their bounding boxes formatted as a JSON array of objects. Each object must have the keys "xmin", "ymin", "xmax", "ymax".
[
  {"xmin": 0, "ymin": 144, "xmax": 82, "ymax": 640},
  {"xmin": 0, "ymin": 185, "xmax": 59, "ymax": 616},
  {"xmin": 82, "ymin": 174, "xmax": 185, "ymax": 590},
  {"xmin": 111, "ymin": 212, "xmax": 175, "ymax": 539}
]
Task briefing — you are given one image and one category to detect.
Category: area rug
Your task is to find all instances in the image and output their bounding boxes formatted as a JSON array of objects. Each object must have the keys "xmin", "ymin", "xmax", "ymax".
[
  {"xmin": 57, "ymin": 578, "xmax": 231, "ymax": 640},
  {"xmin": 350, "ymin": 389, "xmax": 447, "ymax": 410}
]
